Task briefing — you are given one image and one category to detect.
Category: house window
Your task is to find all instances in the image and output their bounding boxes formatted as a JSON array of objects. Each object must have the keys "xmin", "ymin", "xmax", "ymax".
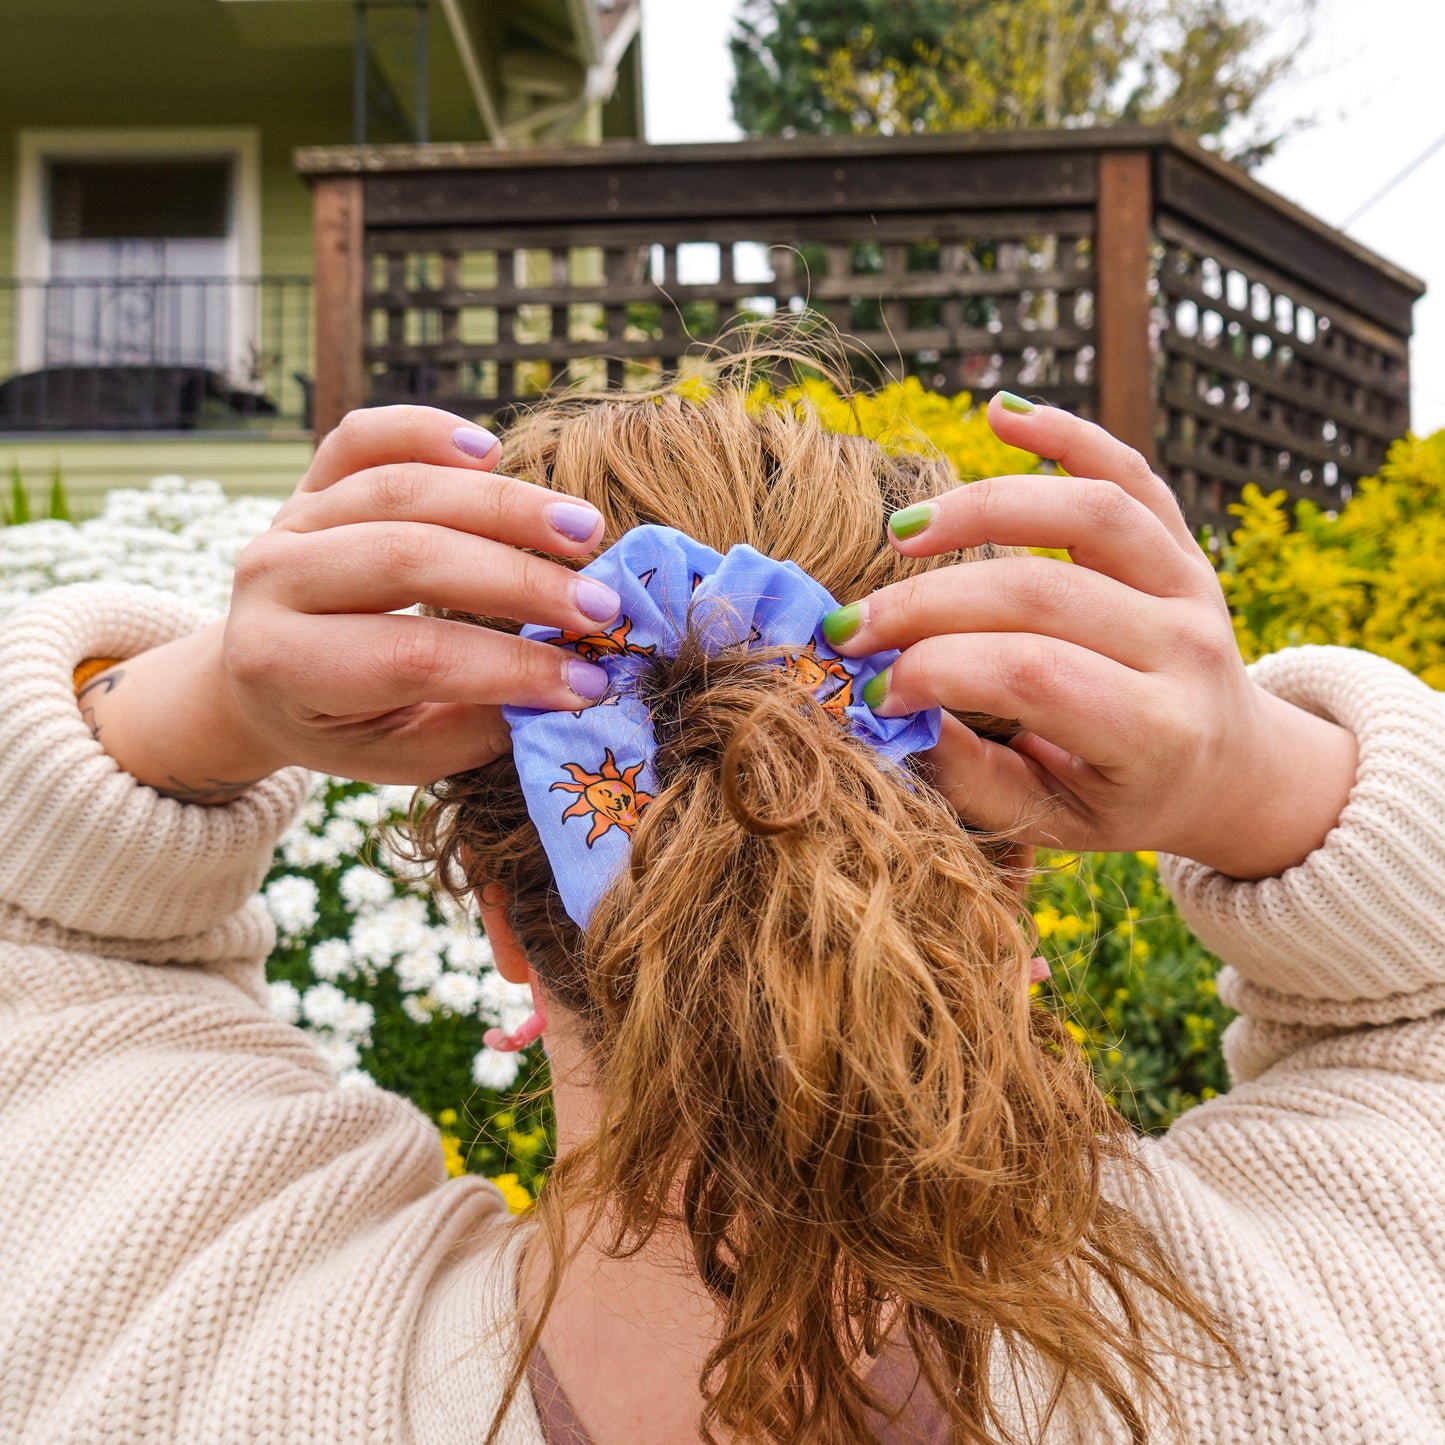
[{"xmin": 43, "ymin": 158, "xmax": 235, "ymax": 370}]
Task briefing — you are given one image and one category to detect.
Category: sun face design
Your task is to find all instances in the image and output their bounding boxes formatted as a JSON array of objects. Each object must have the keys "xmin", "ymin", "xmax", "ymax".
[
  {"xmin": 781, "ymin": 641, "xmax": 854, "ymax": 715},
  {"xmin": 547, "ymin": 615, "xmax": 655, "ymax": 666},
  {"xmin": 550, "ymin": 749, "xmax": 655, "ymax": 846}
]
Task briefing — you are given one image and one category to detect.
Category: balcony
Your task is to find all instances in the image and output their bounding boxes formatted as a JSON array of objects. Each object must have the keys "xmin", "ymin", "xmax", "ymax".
[{"xmin": 0, "ymin": 276, "xmax": 313, "ymax": 435}]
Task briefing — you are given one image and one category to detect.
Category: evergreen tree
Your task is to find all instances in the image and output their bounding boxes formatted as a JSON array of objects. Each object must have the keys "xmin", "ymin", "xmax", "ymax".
[{"xmin": 731, "ymin": 0, "xmax": 1313, "ymax": 167}]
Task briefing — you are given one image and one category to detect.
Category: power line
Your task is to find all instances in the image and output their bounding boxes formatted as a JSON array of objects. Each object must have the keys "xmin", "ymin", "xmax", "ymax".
[{"xmin": 1339, "ymin": 123, "xmax": 1445, "ymax": 229}]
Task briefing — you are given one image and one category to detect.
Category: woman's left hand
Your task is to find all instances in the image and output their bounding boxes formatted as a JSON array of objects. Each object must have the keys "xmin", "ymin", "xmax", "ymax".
[{"xmin": 824, "ymin": 398, "xmax": 1358, "ymax": 879}]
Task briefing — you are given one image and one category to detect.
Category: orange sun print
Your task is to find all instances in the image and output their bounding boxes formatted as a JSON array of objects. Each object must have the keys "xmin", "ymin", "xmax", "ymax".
[
  {"xmin": 782, "ymin": 641, "xmax": 854, "ymax": 715},
  {"xmin": 547, "ymin": 614, "xmax": 656, "ymax": 666},
  {"xmin": 551, "ymin": 749, "xmax": 655, "ymax": 846}
]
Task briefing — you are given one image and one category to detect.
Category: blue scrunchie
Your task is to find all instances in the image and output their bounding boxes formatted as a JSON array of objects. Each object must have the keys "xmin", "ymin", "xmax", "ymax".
[{"xmin": 502, "ymin": 524, "xmax": 941, "ymax": 927}]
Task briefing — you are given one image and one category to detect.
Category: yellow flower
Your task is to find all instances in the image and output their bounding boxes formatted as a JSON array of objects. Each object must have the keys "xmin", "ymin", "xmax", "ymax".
[
  {"xmin": 1064, "ymin": 1020, "xmax": 1088, "ymax": 1046},
  {"xmin": 440, "ymin": 1132, "xmax": 466, "ymax": 1179},
  {"xmin": 1134, "ymin": 851, "xmax": 1158, "ymax": 868},
  {"xmin": 437, "ymin": 1108, "xmax": 458, "ymax": 1127},
  {"xmin": 489, "ymin": 1173, "xmax": 533, "ymax": 1213},
  {"xmin": 1032, "ymin": 905, "xmax": 1063, "ymax": 940}
]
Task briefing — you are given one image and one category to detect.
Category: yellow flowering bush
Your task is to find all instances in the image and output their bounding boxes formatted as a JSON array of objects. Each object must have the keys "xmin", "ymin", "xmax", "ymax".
[
  {"xmin": 1030, "ymin": 851, "xmax": 1228, "ymax": 1131},
  {"xmin": 781, "ymin": 375, "xmax": 1045, "ymax": 482},
  {"xmin": 1219, "ymin": 431, "xmax": 1445, "ymax": 685}
]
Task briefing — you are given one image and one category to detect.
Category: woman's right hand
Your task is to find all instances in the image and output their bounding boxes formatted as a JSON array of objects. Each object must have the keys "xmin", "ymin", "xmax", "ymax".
[{"xmin": 82, "ymin": 406, "xmax": 621, "ymax": 798}]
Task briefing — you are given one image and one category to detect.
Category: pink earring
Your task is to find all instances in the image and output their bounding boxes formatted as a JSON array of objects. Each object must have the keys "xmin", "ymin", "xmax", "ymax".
[{"xmin": 483, "ymin": 1001, "xmax": 548, "ymax": 1053}]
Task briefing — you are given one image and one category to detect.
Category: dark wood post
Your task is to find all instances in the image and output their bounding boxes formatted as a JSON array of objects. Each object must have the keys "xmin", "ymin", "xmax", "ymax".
[
  {"xmin": 1095, "ymin": 150, "xmax": 1155, "ymax": 464},
  {"xmin": 311, "ymin": 175, "xmax": 366, "ymax": 442}
]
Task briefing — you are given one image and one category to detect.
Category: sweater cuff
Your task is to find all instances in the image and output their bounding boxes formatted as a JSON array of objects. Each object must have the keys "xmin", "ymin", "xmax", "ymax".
[
  {"xmin": 1159, "ymin": 646, "xmax": 1445, "ymax": 1027},
  {"xmin": 0, "ymin": 583, "xmax": 309, "ymax": 957}
]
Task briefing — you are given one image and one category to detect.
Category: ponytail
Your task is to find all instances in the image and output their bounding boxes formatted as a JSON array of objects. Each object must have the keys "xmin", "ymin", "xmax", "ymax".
[{"xmin": 403, "ymin": 370, "xmax": 1231, "ymax": 1443}]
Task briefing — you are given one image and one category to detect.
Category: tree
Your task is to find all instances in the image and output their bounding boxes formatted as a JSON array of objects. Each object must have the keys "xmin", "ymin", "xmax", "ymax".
[{"xmin": 731, "ymin": 0, "xmax": 1313, "ymax": 167}]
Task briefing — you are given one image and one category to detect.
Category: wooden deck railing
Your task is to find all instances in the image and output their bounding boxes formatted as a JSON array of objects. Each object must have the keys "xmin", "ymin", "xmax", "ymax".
[{"xmin": 297, "ymin": 128, "xmax": 1424, "ymax": 533}]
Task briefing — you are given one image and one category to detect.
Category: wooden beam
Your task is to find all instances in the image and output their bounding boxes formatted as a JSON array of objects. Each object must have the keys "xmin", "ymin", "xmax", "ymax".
[
  {"xmin": 311, "ymin": 175, "xmax": 366, "ymax": 443},
  {"xmin": 1096, "ymin": 150, "xmax": 1156, "ymax": 464}
]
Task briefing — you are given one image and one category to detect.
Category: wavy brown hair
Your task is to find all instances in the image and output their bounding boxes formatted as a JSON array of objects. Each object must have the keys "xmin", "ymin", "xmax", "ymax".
[{"xmin": 404, "ymin": 360, "xmax": 1230, "ymax": 1443}]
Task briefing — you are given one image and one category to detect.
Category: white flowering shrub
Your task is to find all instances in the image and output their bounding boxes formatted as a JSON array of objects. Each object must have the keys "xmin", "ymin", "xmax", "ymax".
[{"xmin": 1, "ymin": 478, "xmax": 550, "ymax": 1193}]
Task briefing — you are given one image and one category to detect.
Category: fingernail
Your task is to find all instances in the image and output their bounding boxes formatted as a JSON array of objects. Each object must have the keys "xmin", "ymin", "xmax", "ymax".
[
  {"xmin": 821, "ymin": 601, "xmax": 866, "ymax": 648},
  {"xmin": 888, "ymin": 503, "xmax": 935, "ymax": 541},
  {"xmin": 575, "ymin": 577, "xmax": 621, "ymax": 623},
  {"xmin": 453, "ymin": 425, "xmax": 500, "ymax": 458},
  {"xmin": 996, "ymin": 391, "xmax": 1037, "ymax": 415},
  {"xmin": 862, "ymin": 668, "xmax": 891, "ymax": 711},
  {"xmin": 566, "ymin": 659, "xmax": 609, "ymax": 701},
  {"xmin": 547, "ymin": 500, "xmax": 602, "ymax": 544}
]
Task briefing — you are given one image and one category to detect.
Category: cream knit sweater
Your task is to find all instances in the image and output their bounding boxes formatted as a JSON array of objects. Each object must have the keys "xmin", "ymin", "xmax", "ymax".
[{"xmin": 2, "ymin": 583, "xmax": 1444, "ymax": 1445}]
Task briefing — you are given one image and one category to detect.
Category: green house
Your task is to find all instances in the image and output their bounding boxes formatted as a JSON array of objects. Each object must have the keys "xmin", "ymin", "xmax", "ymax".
[{"xmin": 0, "ymin": 0, "xmax": 643, "ymax": 510}]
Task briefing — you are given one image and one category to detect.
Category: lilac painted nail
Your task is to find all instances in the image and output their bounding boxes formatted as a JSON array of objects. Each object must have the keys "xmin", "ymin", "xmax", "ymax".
[
  {"xmin": 567, "ymin": 659, "xmax": 609, "ymax": 701},
  {"xmin": 575, "ymin": 577, "xmax": 621, "ymax": 623},
  {"xmin": 547, "ymin": 500, "xmax": 602, "ymax": 544},
  {"xmin": 452, "ymin": 425, "xmax": 500, "ymax": 459}
]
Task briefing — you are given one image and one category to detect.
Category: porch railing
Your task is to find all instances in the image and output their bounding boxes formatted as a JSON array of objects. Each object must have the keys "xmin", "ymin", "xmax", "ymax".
[
  {"xmin": 297, "ymin": 129, "xmax": 1424, "ymax": 533},
  {"xmin": 0, "ymin": 276, "xmax": 314, "ymax": 433}
]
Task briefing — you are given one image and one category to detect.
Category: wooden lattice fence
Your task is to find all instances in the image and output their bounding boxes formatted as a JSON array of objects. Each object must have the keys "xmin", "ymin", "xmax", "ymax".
[{"xmin": 298, "ymin": 129, "xmax": 1423, "ymax": 534}]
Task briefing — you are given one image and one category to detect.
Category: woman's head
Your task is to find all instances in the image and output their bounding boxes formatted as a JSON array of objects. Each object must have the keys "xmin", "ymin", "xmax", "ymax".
[{"xmin": 406, "ymin": 370, "xmax": 1225, "ymax": 1443}]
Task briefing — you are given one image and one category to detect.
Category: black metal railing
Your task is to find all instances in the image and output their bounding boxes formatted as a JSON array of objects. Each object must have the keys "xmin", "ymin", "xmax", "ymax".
[{"xmin": 0, "ymin": 276, "xmax": 313, "ymax": 433}]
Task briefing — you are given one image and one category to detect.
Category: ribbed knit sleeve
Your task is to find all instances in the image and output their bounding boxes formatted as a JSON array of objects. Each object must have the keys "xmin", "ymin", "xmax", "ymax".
[
  {"xmin": 1159, "ymin": 645, "xmax": 1445, "ymax": 1034},
  {"xmin": 0, "ymin": 583, "xmax": 309, "ymax": 971},
  {"xmin": 0, "ymin": 582, "xmax": 540, "ymax": 1444}
]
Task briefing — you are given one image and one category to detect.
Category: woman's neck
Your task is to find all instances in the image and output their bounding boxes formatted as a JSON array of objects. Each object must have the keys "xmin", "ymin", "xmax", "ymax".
[{"xmin": 518, "ymin": 1022, "xmax": 731, "ymax": 1441}]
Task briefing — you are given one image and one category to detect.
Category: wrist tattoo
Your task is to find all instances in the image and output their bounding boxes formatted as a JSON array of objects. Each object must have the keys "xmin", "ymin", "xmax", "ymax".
[
  {"xmin": 76, "ymin": 666, "xmax": 125, "ymax": 742},
  {"xmin": 160, "ymin": 773, "xmax": 269, "ymax": 806}
]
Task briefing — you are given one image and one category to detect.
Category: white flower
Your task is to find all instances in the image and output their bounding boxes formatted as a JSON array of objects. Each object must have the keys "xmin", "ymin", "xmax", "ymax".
[
  {"xmin": 377, "ymin": 784, "xmax": 415, "ymax": 817},
  {"xmin": 335, "ymin": 996, "xmax": 376, "ymax": 1042},
  {"xmin": 298, "ymin": 796, "xmax": 327, "ymax": 830},
  {"xmin": 0, "ymin": 476, "xmax": 280, "ymax": 623},
  {"xmin": 301, "ymin": 981, "xmax": 352, "ymax": 1030},
  {"xmin": 323, "ymin": 816, "xmax": 366, "ymax": 853},
  {"xmin": 264, "ymin": 875, "xmax": 320, "ymax": 941},
  {"xmin": 472, "ymin": 1047, "xmax": 523, "ymax": 1091},
  {"xmin": 311, "ymin": 1034, "xmax": 362, "ymax": 1076},
  {"xmin": 348, "ymin": 895, "xmax": 433, "ymax": 967},
  {"xmin": 339, "ymin": 865, "xmax": 396, "ymax": 914},
  {"xmin": 279, "ymin": 831, "xmax": 344, "ymax": 870},
  {"xmin": 396, "ymin": 949, "xmax": 443, "ymax": 993},
  {"xmin": 333, "ymin": 789, "xmax": 390, "ymax": 827},
  {"xmin": 309, "ymin": 938, "xmax": 355, "ymax": 983},
  {"xmin": 478, "ymin": 971, "xmax": 534, "ymax": 1026},
  {"xmin": 265, "ymin": 980, "xmax": 301, "ymax": 1025},
  {"xmin": 336, "ymin": 1067, "xmax": 377, "ymax": 1089},
  {"xmin": 434, "ymin": 971, "xmax": 482, "ymax": 1015},
  {"xmin": 443, "ymin": 930, "xmax": 494, "ymax": 975},
  {"xmin": 401, "ymin": 992, "xmax": 435, "ymax": 1025}
]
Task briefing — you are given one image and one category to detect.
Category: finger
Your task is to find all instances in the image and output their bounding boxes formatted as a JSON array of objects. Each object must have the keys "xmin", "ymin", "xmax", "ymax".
[
  {"xmin": 279, "ymin": 405, "xmax": 504, "ymax": 517},
  {"xmin": 888, "ymin": 474, "xmax": 1204, "ymax": 597},
  {"xmin": 916, "ymin": 714, "xmax": 1067, "ymax": 838},
  {"xmin": 827, "ymin": 556, "xmax": 1173, "ymax": 671},
  {"xmin": 277, "ymin": 463, "xmax": 604, "ymax": 559},
  {"xmin": 230, "ymin": 612, "xmax": 609, "ymax": 716},
  {"xmin": 867, "ymin": 631, "xmax": 1154, "ymax": 770},
  {"xmin": 246, "ymin": 522, "xmax": 622, "ymax": 634},
  {"xmin": 984, "ymin": 395, "xmax": 1197, "ymax": 549},
  {"xmin": 283, "ymin": 701, "xmax": 515, "ymax": 784}
]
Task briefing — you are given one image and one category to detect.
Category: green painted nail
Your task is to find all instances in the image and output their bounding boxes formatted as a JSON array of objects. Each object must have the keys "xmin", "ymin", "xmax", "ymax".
[
  {"xmin": 863, "ymin": 668, "xmax": 890, "ymax": 711},
  {"xmin": 888, "ymin": 503, "xmax": 935, "ymax": 541},
  {"xmin": 821, "ymin": 601, "xmax": 864, "ymax": 648},
  {"xmin": 997, "ymin": 390, "xmax": 1037, "ymax": 414}
]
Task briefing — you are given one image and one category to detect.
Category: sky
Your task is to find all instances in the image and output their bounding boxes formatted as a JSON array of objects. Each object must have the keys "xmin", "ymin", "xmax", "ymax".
[{"xmin": 639, "ymin": 0, "xmax": 1445, "ymax": 435}]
